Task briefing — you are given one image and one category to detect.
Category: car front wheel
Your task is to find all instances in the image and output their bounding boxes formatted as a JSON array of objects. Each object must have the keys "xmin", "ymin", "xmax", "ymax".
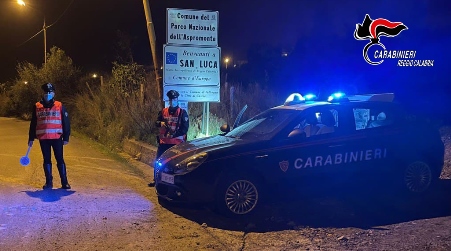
[{"xmin": 215, "ymin": 173, "xmax": 260, "ymax": 217}]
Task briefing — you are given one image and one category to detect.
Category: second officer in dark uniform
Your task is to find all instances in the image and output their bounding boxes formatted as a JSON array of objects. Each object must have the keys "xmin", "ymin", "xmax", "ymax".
[{"xmin": 148, "ymin": 90, "xmax": 189, "ymax": 187}]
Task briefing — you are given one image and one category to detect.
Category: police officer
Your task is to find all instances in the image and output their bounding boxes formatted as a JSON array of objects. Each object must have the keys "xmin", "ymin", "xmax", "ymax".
[
  {"xmin": 148, "ymin": 90, "xmax": 189, "ymax": 187},
  {"xmin": 28, "ymin": 83, "xmax": 71, "ymax": 189}
]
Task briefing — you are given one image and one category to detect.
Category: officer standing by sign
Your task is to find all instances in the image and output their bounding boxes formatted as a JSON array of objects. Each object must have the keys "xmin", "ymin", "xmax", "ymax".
[
  {"xmin": 28, "ymin": 83, "xmax": 71, "ymax": 190},
  {"xmin": 148, "ymin": 90, "xmax": 189, "ymax": 187}
]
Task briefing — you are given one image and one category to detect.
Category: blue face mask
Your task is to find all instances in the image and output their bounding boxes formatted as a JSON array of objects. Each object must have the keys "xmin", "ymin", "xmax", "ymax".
[
  {"xmin": 169, "ymin": 99, "xmax": 178, "ymax": 108},
  {"xmin": 44, "ymin": 93, "xmax": 54, "ymax": 102}
]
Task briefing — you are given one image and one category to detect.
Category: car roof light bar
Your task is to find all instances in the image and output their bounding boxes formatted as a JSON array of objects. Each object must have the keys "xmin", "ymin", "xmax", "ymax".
[{"xmin": 347, "ymin": 93, "xmax": 395, "ymax": 102}]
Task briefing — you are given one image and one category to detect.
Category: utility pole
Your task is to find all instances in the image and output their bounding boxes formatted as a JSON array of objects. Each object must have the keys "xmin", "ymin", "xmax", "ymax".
[
  {"xmin": 43, "ymin": 17, "xmax": 47, "ymax": 65},
  {"xmin": 17, "ymin": 0, "xmax": 48, "ymax": 65},
  {"xmin": 142, "ymin": 0, "xmax": 163, "ymax": 107}
]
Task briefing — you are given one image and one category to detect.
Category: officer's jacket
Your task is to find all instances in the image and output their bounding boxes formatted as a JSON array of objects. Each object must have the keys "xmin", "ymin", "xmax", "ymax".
[
  {"xmin": 159, "ymin": 107, "xmax": 187, "ymax": 145},
  {"xmin": 35, "ymin": 101, "xmax": 64, "ymax": 139},
  {"xmin": 28, "ymin": 100, "xmax": 70, "ymax": 142}
]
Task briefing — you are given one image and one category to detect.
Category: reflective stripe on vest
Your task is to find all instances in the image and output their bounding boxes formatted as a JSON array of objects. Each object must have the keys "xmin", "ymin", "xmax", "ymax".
[
  {"xmin": 35, "ymin": 101, "xmax": 63, "ymax": 140},
  {"xmin": 37, "ymin": 120, "xmax": 62, "ymax": 125},
  {"xmin": 159, "ymin": 107, "xmax": 185, "ymax": 145}
]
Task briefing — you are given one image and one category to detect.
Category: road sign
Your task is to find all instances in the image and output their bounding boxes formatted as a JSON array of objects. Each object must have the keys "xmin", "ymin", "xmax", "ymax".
[
  {"xmin": 167, "ymin": 8, "xmax": 219, "ymax": 46},
  {"xmin": 163, "ymin": 85, "xmax": 220, "ymax": 102},
  {"xmin": 163, "ymin": 45, "xmax": 221, "ymax": 86}
]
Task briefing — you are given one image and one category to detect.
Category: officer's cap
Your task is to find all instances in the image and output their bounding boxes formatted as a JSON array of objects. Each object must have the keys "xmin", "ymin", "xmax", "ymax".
[
  {"xmin": 41, "ymin": 83, "xmax": 55, "ymax": 92},
  {"xmin": 166, "ymin": 90, "xmax": 179, "ymax": 99}
]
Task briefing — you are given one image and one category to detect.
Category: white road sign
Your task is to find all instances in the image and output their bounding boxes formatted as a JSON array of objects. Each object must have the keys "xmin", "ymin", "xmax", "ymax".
[
  {"xmin": 163, "ymin": 45, "xmax": 220, "ymax": 86},
  {"xmin": 167, "ymin": 8, "xmax": 218, "ymax": 46},
  {"xmin": 163, "ymin": 86, "xmax": 220, "ymax": 102}
]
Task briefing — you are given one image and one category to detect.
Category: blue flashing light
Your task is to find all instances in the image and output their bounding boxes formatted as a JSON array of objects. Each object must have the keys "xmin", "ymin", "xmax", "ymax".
[
  {"xmin": 304, "ymin": 94, "xmax": 317, "ymax": 101},
  {"xmin": 154, "ymin": 160, "xmax": 163, "ymax": 170},
  {"xmin": 327, "ymin": 92, "xmax": 347, "ymax": 102},
  {"xmin": 284, "ymin": 93, "xmax": 305, "ymax": 105}
]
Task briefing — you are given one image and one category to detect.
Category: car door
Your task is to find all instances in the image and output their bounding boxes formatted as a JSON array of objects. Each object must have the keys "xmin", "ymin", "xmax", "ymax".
[
  {"xmin": 258, "ymin": 105, "xmax": 356, "ymax": 189},
  {"xmin": 344, "ymin": 102, "xmax": 402, "ymax": 181}
]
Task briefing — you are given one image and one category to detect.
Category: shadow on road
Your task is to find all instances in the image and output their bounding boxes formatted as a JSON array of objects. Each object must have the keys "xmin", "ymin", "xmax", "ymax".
[
  {"xmin": 23, "ymin": 189, "xmax": 76, "ymax": 202},
  {"xmin": 159, "ymin": 179, "xmax": 451, "ymax": 232}
]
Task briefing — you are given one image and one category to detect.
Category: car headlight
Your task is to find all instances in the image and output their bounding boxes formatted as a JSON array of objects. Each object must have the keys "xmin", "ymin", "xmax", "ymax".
[{"xmin": 175, "ymin": 152, "xmax": 208, "ymax": 173}]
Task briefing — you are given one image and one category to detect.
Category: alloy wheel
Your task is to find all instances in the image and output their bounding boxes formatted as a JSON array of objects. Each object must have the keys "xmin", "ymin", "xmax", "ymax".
[
  {"xmin": 404, "ymin": 161, "xmax": 432, "ymax": 193},
  {"xmin": 224, "ymin": 180, "xmax": 259, "ymax": 215}
]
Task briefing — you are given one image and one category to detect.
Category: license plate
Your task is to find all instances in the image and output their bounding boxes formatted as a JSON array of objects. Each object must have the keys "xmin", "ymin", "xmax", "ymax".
[{"xmin": 161, "ymin": 173, "xmax": 174, "ymax": 184}]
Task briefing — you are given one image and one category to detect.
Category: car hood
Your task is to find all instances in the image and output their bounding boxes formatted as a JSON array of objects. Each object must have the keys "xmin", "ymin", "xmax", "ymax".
[{"xmin": 158, "ymin": 135, "xmax": 243, "ymax": 164}]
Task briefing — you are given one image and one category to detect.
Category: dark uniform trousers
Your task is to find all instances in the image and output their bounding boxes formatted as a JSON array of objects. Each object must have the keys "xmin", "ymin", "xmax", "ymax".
[{"xmin": 39, "ymin": 137, "xmax": 69, "ymax": 188}]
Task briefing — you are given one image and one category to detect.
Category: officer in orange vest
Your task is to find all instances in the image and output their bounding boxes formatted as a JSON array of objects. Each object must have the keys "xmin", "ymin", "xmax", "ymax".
[
  {"xmin": 148, "ymin": 90, "xmax": 189, "ymax": 187},
  {"xmin": 28, "ymin": 83, "xmax": 71, "ymax": 189}
]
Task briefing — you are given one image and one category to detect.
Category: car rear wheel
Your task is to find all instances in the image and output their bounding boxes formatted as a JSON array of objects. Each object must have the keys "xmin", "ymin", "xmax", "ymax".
[
  {"xmin": 404, "ymin": 161, "xmax": 433, "ymax": 193},
  {"xmin": 215, "ymin": 173, "xmax": 260, "ymax": 217}
]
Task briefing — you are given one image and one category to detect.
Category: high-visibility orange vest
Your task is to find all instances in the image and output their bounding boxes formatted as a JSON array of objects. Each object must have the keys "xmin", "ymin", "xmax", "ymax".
[
  {"xmin": 35, "ymin": 101, "xmax": 63, "ymax": 140},
  {"xmin": 159, "ymin": 107, "xmax": 186, "ymax": 145}
]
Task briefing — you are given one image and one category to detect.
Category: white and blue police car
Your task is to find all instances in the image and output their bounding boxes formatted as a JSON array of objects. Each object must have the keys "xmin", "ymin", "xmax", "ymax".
[{"xmin": 154, "ymin": 92, "xmax": 445, "ymax": 217}]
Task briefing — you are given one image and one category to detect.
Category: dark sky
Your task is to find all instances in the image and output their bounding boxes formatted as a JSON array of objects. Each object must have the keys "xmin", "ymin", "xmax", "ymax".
[{"xmin": 0, "ymin": 0, "xmax": 450, "ymax": 95}]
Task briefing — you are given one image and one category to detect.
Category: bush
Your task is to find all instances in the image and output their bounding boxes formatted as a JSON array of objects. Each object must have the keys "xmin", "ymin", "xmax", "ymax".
[
  {"xmin": 71, "ymin": 73, "xmax": 161, "ymax": 150},
  {"xmin": 187, "ymin": 108, "xmax": 227, "ymax": 140},
  {"xmin": 0, "ymin": 93, "xmax": 10, "ymax": 116},
  {"xmin": 70, "ymin": 87, "xmax": 123, "ymax": 149},
  {"xmin": 186, "ymin": 82, "xmax": 283, "ymax": 139},
  {"xmin": 0, "ymin": 47, "xmax": 80, "ymax": 118}
]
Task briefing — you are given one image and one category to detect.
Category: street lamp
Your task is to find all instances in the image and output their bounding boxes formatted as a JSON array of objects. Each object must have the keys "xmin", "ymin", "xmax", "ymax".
[
  {"xmin": 224, "ymin": 57, "xmax": 230, "ymax": 69},
  {"xmin": 17, "ymin": 0, "xmax": 48, "ymax": 65},
  {"xmin": 92, "ymin": 73, "xmax": 104, "ymax": 88}
]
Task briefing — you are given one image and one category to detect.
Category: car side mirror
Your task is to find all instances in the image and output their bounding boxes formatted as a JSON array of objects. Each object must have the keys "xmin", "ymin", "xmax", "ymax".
[
  {"xmin": 220, "ymin": 124, "xmax": 230, "ymax": 133},
  {"xmin": 288, "ymin": 129, "xmax": 305, "ymax": 139}
]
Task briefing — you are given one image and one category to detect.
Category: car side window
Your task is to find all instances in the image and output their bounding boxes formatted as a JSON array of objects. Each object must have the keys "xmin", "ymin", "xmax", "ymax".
[
  {"xmin": 353, "ymin": 107, "xmax": 394, "ymax": 130},
  {"xmin": 293, "ymin": 108, "xmax": 339, "ymax": 137}
]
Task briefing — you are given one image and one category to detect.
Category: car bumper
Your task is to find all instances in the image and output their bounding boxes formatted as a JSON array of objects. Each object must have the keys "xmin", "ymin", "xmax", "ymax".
[{"xmin": 155, "ymin": 170, "xmax": 216, "ymax": 203}]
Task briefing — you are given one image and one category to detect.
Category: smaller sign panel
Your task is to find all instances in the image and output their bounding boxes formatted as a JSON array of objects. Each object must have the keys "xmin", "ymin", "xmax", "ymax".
[
  {"xmin": 163, "ymin": 45, "xmax": 221, "ymax": 86},
  {"xmin": 167, "ymin": 8, "xmax": 219, "ymax": 46},
  {"xmin": 163, "ymin": 86, "xmax": 220, "ymax": 102}
]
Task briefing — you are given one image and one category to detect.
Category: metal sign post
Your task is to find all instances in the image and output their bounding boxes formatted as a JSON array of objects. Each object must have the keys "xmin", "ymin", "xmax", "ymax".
[{"xmin": 206, "ymin": 102, "xmax": 210, "ymax": 136}]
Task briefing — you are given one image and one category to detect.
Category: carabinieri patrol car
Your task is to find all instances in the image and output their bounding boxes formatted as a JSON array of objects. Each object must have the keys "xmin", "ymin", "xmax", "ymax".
[{"xmin": 154, "ymin": 92, "xmax": 445, "ymax": 217}]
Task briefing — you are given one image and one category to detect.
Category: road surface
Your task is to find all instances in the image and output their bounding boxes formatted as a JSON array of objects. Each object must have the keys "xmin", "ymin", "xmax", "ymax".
[{"xmin": 1, "ymin": 117, "xmax": 451, "ymax": 250}]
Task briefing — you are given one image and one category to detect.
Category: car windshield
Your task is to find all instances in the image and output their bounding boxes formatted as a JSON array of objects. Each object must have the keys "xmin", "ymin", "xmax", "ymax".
[{"xmin": 225, "ymin": 108, "xmax": 299, "ymax": 140}]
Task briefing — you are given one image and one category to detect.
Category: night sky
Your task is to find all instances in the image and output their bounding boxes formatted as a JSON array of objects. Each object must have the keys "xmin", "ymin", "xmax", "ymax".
[{"xmin": 0, "ymin": 0, "xmax": 450, "ymax": 105}]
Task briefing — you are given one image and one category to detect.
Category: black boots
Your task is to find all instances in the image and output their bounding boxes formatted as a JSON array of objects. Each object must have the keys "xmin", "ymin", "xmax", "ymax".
[
  {"xmin": 57, "ymin": 164, "xmax": 71, "ymax": 189},
  {"xmin": 42, "ymin": 164, "xmax": 53, "ymax": 189},
  {"xmin": 43, "ymin": 163, "xmax": 71, "ymax": 189}
]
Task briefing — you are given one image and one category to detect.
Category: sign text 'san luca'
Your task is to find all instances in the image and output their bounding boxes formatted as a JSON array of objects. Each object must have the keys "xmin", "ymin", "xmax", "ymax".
[{"xmin": 163, "ymin": 45, "xmax": 220, "ymax": 86}]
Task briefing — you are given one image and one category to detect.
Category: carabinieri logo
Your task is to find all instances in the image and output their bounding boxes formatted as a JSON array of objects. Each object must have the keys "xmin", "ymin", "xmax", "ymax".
[
  {"xmin": 354, "ymin": 14, "xmax": 408, "ymax": 65},
  {"xmin": 354, "ymin": 14, "xmax": 434, "ymax": 67}
]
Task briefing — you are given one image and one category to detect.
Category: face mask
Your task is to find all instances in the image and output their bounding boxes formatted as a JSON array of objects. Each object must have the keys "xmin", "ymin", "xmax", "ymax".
[
  {"xmin": 44, "ymin": 93, "xmax": 54, "ymax": 102},
  {"xmin": 169, "ymin": 99, "xmax": 178, "ymax": 107}
]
